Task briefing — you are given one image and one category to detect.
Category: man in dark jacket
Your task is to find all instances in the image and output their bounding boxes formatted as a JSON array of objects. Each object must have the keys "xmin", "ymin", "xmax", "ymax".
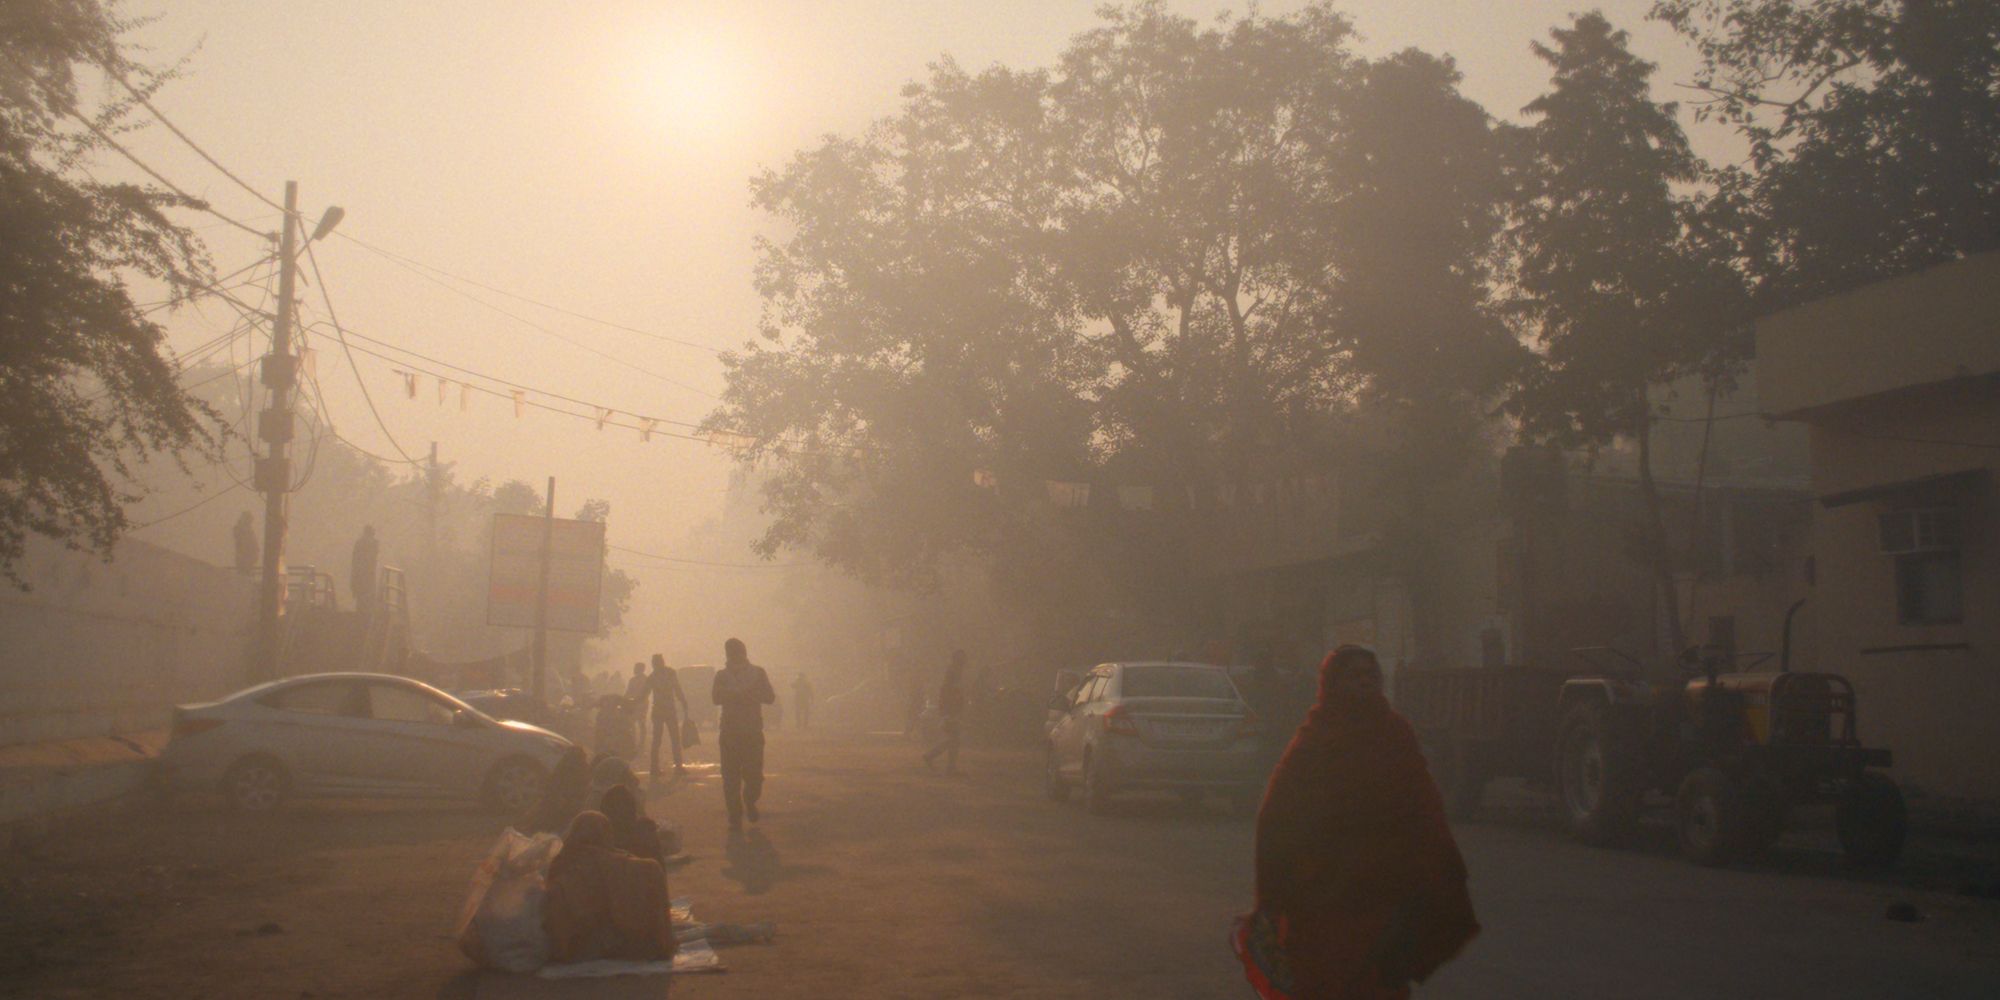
[{"xmin": 711, "ymin": 638, "xmax": 776, "ymax": 834}]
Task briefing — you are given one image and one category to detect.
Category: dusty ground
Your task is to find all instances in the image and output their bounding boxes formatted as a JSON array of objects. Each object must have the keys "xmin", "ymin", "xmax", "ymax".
[{"xmin": 2, "ymin": 732, "xmax": 1997, "ymax": 999}]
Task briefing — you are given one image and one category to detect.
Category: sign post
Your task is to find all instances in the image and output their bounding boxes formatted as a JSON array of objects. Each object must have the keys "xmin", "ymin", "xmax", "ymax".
[{"xmin": 488, "ymin": 485, "xmax": 605, "ymax": 705}]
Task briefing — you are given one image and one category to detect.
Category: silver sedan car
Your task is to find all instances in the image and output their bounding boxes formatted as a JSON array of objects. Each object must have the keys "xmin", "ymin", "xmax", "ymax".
[
  {"xmin": 1044, "ymin": 661, "xmax": 1262, "ymax": 814},
  {"xmin": 160, "ymin": 672, "xmax": 573, "ymax": 813}
]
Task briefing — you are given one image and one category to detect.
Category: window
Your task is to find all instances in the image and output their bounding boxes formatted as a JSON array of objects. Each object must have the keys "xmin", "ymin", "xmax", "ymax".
[
  {"xmin": 1896, "ymin": 551, "xmax": 1964, "ymax": 626},
  {"xmin": 263, "ymin": 682, "xmax": 361, "ymax": 716},
  {"xmin": 1118, "ymin": 666, "xmax": 1239, "ymax": 700},
  {"xmin": 368, "ymin": 684, "xmax": 455, "ymax": 725}
]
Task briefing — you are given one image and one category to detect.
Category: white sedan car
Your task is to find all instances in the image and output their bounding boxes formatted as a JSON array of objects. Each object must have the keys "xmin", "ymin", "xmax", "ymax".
[{"xmin": 160, "ymin": 672, "xmax": 572, "ymax": 813}]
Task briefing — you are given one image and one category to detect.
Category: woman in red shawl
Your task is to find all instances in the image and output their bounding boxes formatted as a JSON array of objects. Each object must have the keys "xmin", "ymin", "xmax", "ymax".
[{"xmin": 1248, "ymin": 646, "xmax": 1478, "ymax": 999}]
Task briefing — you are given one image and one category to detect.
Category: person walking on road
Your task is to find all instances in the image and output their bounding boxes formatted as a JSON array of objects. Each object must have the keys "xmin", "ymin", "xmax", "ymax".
[
  {"xmin": 648, "ymin": 654, "xmax": 690, "ymax": 777},
  {"xmin": 792, "ymin": 673, "xmax": 814, "ymax": 730},
  {"xmin": 923, "ymin": 651, "xmax": 968, "ymax": 775},
  {"xmin": 623, "ymin": 663, "xmax": 649, "ymax": 753},
  {"xmin": 711, "ymin": 637, "xmax": 776, "ymax": 834},
  {"xmin": 1241, "ymin": 645, "xmax": 1478, "ymax": 1000}
]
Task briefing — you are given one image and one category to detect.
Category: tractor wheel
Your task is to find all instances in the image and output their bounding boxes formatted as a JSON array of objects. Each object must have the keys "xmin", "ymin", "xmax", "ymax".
[
  {"xmin": 1676, "ymin": 767, "xmax": 1748, "ymax": 866},
  {"xmin": 1836, "ymin": 772, "xmax": 1907, "ymax": 869},
  {"xmin": 1043, "ymin": 747, "xmax": 1071, "ymax": 803},
  {"xmin": 1556, "ymin": 700, "xmax": 1642, "ymax": 845}
]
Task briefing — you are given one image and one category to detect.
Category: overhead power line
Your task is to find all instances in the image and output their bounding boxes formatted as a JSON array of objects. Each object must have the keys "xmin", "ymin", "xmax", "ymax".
[
  {"xmin": 334, "ymin": 230, "xmax": 727, "ymax": 356},
  {"xmin": 102, "ymin": 64, "xmax": 287, "ymax": 213},
  {"xmin": 302, "ymin": 240, "xmax": 422, "ymax": 465},
  {"xmin": 607, "ymin": 543, "xmax": 808, "ymax": 570}
]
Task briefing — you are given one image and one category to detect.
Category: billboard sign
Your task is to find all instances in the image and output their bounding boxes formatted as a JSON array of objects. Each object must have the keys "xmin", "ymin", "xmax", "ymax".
[{"xmin": 487, "ymin": 513, "xmax": 605, "ymax": 633}]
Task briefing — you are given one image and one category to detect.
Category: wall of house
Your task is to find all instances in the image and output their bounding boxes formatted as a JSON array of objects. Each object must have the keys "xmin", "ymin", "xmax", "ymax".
[
  {"xmin": 1802, "ymin": 390, "xmax": 2000, "ymax": 802},
  {"xmin": 0, "ymin": 537, "xmax": 256, "ymax": 746}
]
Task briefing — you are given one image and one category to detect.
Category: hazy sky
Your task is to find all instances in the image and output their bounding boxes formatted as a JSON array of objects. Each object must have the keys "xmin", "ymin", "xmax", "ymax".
[{"xmin": 120, "ymin": 1, "xmax": 1701, "ymax": 584}]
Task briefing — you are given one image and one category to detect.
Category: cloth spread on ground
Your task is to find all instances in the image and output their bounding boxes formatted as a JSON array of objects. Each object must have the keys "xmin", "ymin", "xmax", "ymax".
[
  {"xmin": 1253, "ymin": 667, "xmax": 1478, "ymax": 996},
  {"xmin": 538, "ymin": 939, "xmax": 724, "ymax": 979}
]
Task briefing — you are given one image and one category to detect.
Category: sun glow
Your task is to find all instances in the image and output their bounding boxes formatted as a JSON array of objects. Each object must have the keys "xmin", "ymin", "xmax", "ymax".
[{"xmin": 633, "ymin": 30, "xmax": 751, "ymax": 140}]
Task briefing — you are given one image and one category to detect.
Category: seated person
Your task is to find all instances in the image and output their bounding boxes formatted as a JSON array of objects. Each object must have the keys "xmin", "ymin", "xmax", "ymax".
[
  {"xmin": 518, "ymin": 747, "xmax": 590, "ymax": 835},
  {"xmin": 541, "ymin": 812, "xmax": 677, "ymax": 964},
  {"xmin": 597, "ymin": 783, "xmax": 664, "ymax": 862}
]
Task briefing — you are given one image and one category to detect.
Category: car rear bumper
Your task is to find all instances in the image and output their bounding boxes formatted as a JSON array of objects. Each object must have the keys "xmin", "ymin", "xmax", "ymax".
[{"xmin": 1099, "ymin": 740, "xmax": 1263, "ymax": 789}]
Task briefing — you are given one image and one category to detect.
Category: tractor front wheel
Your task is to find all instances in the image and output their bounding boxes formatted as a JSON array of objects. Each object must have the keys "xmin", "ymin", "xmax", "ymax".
[
  {"xmin": 1556, "ymin": 700, "xmax": 1641, "ymax": 846},
  {"xmin": 1676, "ymin": 767, "xmax": 1748, "ymax": 866},
  {"xmin": 1836, "ymin": 772, "xmax": 1906, "ymax": 869}
]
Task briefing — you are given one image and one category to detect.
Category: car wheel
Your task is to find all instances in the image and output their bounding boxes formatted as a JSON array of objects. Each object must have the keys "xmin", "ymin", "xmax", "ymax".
[
  {"xmin": 222, "ymin": 756, "xmax": 289, "ymax": 813},
  {"xmin": 1044, "ymin": 747, "xmax": 1071, "ymax": 803},
  {"xmin": 1083, "ymin": 752, "xmax": 1113, "ymax": 815},
  {"xmin": 484, "ymin": 757, "xmax": 548, "ymax": 814}
]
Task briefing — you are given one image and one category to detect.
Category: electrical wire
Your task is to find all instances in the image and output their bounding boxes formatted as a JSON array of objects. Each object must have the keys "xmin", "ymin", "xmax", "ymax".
[
  {"xmin": 326, "ymin": 234, "xmax": 718, "ymax": 398},
  {"xmin": 129, "ymin": 480, "xmax": 249, "ymax": 528},
  {"xmin": 606, "ymin": 543, "xmax": 808, "ymax": 570},
  {"xmin": 301, "ymin": 240, "xmax": 422, "ymax": 465},
  {"xmin": 333, "ymin": 230, "xmax": 726, "ymax": 356},
  {"xmin": 49, "ymin": 101, "xmax": 274, "ymax": 241},
  {"xmin": 101, "ymin": 64, "xmax": 287, "ymax": 213}
]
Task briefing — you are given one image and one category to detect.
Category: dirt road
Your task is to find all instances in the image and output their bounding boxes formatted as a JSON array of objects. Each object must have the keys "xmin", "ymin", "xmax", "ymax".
[{"xmin": 3, "ymin": 732, "xmax": 1996, "ymax": 998}]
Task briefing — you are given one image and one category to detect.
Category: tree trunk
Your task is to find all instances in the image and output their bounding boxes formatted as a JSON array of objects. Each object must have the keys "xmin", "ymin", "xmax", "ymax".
[{"xmin": 1635, "ymin": 410, "xmax": 1687, "ymax": 662}]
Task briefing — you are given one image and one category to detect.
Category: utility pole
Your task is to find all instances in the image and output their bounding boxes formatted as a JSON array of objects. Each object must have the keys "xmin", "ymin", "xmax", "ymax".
[
  {"xmin": 252, "ymin": 182, "xmax": 302, "ymax": 682},
  {"xmin": 531, "ymin": 476, "xmax": 555, "ymax": 704}
]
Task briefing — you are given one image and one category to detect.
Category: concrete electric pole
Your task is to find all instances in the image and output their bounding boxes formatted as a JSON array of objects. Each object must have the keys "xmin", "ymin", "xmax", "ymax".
[
  {"xmin": 251, "ymin": 183, "xmax": 343, "ymax": 682},
  {"xmin": 251, "ymin": 181, "xmax": 302, "ymax": 682}
]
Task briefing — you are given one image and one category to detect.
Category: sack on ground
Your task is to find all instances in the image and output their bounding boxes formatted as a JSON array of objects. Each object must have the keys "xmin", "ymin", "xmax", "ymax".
[{"xmin": 456, "ymin": 828, "xmax": 563, "ymax": 972}]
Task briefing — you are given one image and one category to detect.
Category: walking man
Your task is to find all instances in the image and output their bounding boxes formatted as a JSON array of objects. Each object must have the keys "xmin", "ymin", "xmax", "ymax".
[
  {"xmin": 792, "ymin": 673, "xmax": 814, "ymax": 730},
  {"xmin": 350, "ymin": 525, "xmax": 379, "ymax": 613},
  {"xmin": 623, "ymin": 663, "xmax": 649, "ymax": 753},
  {"xmin": 924, "ymin": 651, "xmax": 968, "ymax": 775},
  {"xmin": 648, "ymin": 654, "xmax": 690, "ymax": 777},
  {"xmin": 711, "ymin": 638, "xmax": 775, "ymax": 834}
]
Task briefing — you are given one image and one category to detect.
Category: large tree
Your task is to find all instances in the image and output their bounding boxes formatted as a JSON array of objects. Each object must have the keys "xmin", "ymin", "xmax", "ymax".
[
  {"xmin": 0, "ymin": 0, "xmax": 219, "ymax": 581},
  {"xmin": 1652, "ymin": 0, "xmax": 2000, "ymax": 302},
  {"xmin": 711, "ymin": 3, "xmax": 1366, "ymax": 608},
  {"xmin": 1507, "ymin": 12, "xmax": 1750, "ymax": 655}
]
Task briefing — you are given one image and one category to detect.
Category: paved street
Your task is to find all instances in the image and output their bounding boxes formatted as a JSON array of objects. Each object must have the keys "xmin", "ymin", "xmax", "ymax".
[{"xmin": 3, "ymin": 733, "xmax": 1996, "ymax": 999}]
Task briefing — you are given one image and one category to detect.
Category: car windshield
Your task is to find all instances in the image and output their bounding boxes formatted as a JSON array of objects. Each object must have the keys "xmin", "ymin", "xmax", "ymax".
[{"xmin": 1119, "ymin": 665, "xmax": 1238, "ymax": 700}]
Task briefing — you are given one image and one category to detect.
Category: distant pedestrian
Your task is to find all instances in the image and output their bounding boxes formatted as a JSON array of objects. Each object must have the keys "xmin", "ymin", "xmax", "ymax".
[
  {"xmin": 792, "ymin": 673, "xmax": 814, "ymax": 730},
  {"xmin": 623, "ymin": 663, "xmax": 649, "ymax": 751},
  {"xmin": 1243, "ymin": 646, "xmax": 1477, "ymax": 1000},
  {"xmin": 923, "ymin": 651, "xmax": 968, "ymax": 775},
  {"xmin": 711, "ymin": 638, "xmax": 776, "ymax": 834},
  {"xmin": 648, "ymin": 654, "xmax": 690, "ymax": 777},
  {"xmin": 232, "ymin": 512, "xmax": 259, "ymax": 575},
  {"xmin": 350, "ymin": 525, "xmax": 379, "ymax": 612}
]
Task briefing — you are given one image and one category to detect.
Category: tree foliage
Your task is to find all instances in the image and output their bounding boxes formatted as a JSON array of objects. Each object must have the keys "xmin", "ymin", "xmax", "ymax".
[
  {"xmin": 1652, "ymin": 0, "xmax": 2000, "ymax": 301},
  {"xmin": 0, "ymin": 0, "xmax": 219, "ymax": 581},
  {"xmin": 712, "ymin": 3, "xmax": 1516, "ymax": 625}
]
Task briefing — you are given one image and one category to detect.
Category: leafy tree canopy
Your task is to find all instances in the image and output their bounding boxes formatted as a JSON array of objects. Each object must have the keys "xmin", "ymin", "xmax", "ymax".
[
  {"xmin": 0, "ymin": 0, "xmax": 220, "ymax": 581},
  {"xmin": 1652, "ymin": 0, "xmax": 2000, "ymax": 301}
]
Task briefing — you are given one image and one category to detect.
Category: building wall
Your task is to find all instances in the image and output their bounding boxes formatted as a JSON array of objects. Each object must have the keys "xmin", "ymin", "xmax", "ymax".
[
  {"xmin": 0, "ymin": 537, "xmax": 256, "ymax": 746},
  {"xmin": 1801, "ymin": 391, "xmax": 2000, "ymax": 802}
]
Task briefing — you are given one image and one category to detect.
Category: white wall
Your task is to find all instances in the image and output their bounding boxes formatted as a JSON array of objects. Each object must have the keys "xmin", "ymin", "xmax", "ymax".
[{"xmin": 0, "ymin": 536, "xmax": 256, "ymax": 746}]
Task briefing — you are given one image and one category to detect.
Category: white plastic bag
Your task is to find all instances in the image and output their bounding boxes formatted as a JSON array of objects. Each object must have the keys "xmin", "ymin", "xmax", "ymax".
[{"xmin": 455, "ymin": 829, "xmax": 563, "ymax": 972}]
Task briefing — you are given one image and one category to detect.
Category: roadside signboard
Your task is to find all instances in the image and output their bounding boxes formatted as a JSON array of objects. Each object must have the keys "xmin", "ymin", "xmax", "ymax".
[{"xmin": 487, "ymin": 513, "xmax": 605, "ymax": 633}]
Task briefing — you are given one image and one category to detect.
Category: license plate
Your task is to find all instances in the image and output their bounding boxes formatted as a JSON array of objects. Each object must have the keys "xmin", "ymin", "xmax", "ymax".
[{"xmin": 1154, "ymin": 720, "xmax": 1212, "ymax": 741}]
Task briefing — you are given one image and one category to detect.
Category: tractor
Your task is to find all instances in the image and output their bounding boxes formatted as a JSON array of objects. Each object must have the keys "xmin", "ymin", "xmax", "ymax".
[{"xmin": 1398, "ymin": 605, "xmax": 1907, "ymax": 867}]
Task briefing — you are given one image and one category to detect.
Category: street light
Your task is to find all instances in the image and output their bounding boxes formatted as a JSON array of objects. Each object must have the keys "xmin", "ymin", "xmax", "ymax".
[{"xmin": 309, "ymin": 206, "xmax": 345, "ymax": 242}]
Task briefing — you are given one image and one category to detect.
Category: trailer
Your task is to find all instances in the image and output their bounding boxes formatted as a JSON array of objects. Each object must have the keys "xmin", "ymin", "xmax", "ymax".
[{"xmin": 1395, "ymin": 665, "xmax": 1576, "ymax": 817}]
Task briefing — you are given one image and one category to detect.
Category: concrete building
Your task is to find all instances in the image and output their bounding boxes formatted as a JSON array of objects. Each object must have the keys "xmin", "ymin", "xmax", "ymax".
[{"xmin": 1758, "ymin": 250, "xmax": 2000, "ymax": 805}]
